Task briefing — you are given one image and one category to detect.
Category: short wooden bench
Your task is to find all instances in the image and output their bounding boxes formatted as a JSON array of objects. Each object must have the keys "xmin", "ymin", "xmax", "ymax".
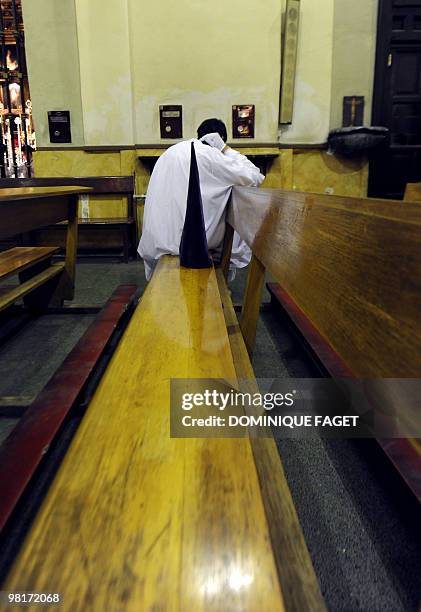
[
  {"xmin": 0, "ymin": 186, "xmax": 91, "ymax": 311},
  {"xmin": 0, "ymin": 176, "xmax": 136, "ymax": 262},
  {"xmin": 2, "ymin": 256, "xmax": 325, "ymax": 611},
  {"xmin": 222, "ymin": 185, "xmax": 421, "ymax": 501},
  {"xmin": 0, "ymin": 246, "xmax": 63, "ymax": 313}
]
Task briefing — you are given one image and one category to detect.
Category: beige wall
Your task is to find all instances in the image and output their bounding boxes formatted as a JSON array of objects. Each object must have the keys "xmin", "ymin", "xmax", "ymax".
[
  {"xmin": 21, "ymin": 0, "xmax": 84, "ymax": 147},
  {"xmin": 279, "ymin": 0, "xmax": 378, "ymax": 143},
  {"xmin": 24, "ymin": 0, "xmax": 281, "ymax": 146},
  {"xmin": 22, "ymin": 0, "xmax": 378, "ymax": 150},
  {"xmin": 330, "ymin": 0, "xmax": 378, "ymax": 128},
  {"xmin": 75, "ymin": 0, "xmax": 135, "ymax": 146},
  {"xmin": 279, "ymin": 0, "xmax": 335, "ymax": 145},
  {"xmin": 129, "ymin": 0, "xmax": 281, "ymax": 144}
]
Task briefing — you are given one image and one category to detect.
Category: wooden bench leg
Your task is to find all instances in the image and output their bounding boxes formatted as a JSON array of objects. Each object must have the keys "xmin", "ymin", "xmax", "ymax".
[
  {"xmin": 240, "ymin": 254, "xmax": 266, "ymax": 355},
  {"xmin": 50, "ymin": 194, "xmax": 79, "ymax": 306}
]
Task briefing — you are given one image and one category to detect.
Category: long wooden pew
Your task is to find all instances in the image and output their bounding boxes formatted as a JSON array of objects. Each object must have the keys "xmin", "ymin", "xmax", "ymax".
[
  {"xmin": 223, "ymin": 186, "xmax": 421, "ymax": 500},
  {"xmin": 0, "ymin": 177, "xmax": 136, "ymax": 261},
  {"xmin": 2, "ymin": 257, "xmax": 325, "ymax": 611},
  {"xmin": 0, "ymin": 187, "xmax": 91, "ymax": 311}
]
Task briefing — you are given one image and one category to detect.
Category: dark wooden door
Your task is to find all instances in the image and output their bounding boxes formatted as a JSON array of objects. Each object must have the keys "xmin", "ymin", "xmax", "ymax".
[{"xmin": 369, "ymin": 0, "xmax": 421, "ymax": 198}]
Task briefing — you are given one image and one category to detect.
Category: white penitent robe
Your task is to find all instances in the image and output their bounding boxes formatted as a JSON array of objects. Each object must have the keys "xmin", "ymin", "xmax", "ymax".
[{"xmin": 137, "ymin": 138, "xmax": 265, "ymax": 280}]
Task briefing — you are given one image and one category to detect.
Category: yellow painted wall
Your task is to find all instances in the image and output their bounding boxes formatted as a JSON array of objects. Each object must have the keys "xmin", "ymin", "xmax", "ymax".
[
  {"xmin": 32, "ymin": 149, "xmax": 137, "ymax": 218},
  {"xmin": 21, "ymin": 0, "xmax": 84, "ymax": 147},
  {"xmin": 291, "ymin": 151, "xmax": 368, "ymax": 196},
  {"xmin": 33, "ymin": 146, "xmax": 368, "ymax": 201},
  {"xmin": 279, "ymin": 0, "xmax": 335, "ymax": 145},
  {"xmin": 129, "ymin": 0, "xmax": 281, "ymax": 144},
  {"xmin": 330, "ymin": 0, "xmax": 378, "ymax": 128},
  {"xmin": 33, "ymin": 150, "xmax": 121, "ymax": 177},
  {"xmin": 259, "ymin": 149, "xmax": 367, "ymax": 197},
  {"xmin": 32, "ymin": 142, "xmax": 368, "ymax": 234}
]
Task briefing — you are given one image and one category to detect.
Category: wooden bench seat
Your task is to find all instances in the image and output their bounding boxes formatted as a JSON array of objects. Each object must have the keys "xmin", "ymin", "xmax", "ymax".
[
  {"xmin": 0, "ymin": 186, "xmax": 91, "ymax": 308},
  {"xmin": 3, "ymin": 256, "xmax": 324, "ymax": 610},
  {"xmin": 222, "ymin": 185, "xmax": 421, "ymax": 501},
  {"xmin": 0, "ymin": 246, "xmax": 64, "ymax": 313},
  {"xmin": 0, "ymin": 176, "xmax": 136, "ymax": 262},
  {"xmin": 0, "ymin": 263, "xmax": 65, "ymax": 313},
  {"xmin": 0, "ymin": 246, "xmax": 59, "ymax": 281}
]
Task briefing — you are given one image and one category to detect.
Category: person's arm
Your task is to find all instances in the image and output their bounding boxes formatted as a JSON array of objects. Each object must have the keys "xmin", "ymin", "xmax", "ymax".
[
  {"xmin": 200, "ymin": 133, "xmax": 265, "ymax": 187},
  {"xmin": 220, "ymin": 146, "xmax": 265, "ymax": 187}
]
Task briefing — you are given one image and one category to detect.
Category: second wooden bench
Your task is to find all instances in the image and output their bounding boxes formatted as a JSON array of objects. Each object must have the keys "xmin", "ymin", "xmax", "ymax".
[{"xmin": 0, "ymin": 176, "xmax": 136, "ymax": 262}]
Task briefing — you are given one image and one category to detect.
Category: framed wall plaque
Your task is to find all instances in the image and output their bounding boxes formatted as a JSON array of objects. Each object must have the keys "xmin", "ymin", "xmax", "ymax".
[
  {"xmin": 48, "ymin": 111, "xmax": 71, "ymax": 143},
  {"xmin": 232, "ymin": 105, "xmax": 255, "ymax": 138},
  {"xmin": 159, "ymin": 105, "xmax": 183, "ymax": 139},
  {"xmin": 343, "ymin": 96, "xmax": 365, "ymax": 127}
]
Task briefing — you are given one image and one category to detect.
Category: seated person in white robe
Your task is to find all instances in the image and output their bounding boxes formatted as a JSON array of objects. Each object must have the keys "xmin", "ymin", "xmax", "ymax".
[{"xmin": 138, "ymin": 118, "xmax": 265, "ymax": 280}]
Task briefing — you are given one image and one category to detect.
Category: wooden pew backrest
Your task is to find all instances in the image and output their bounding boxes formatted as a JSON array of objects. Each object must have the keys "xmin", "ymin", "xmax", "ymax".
[
  {"xmin": 0, "ymin": 176, "xmax": 135, "ymax": 219},
  {"xmin": 0, "ymin": 177, "xmax": 137, "ymax": 260},
  {"xmin": 228, "ymin": 187, "xmax": 421, "ymax": 377},
  {"xmin": 0, "ymin": 176, "xmax": 134, "ymax": 195}
]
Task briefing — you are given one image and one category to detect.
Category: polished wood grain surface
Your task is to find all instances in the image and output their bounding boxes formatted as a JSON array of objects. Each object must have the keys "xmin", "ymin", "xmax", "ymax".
[
  {"xmin": 0, "ymin": 198, "xmax": 70, "ymax": 241},
  {"xmin": 4, "ymin": 256, "xmax": 284, "ymax": 611},
  {"xmin": 0, "ymin": 188, "xmax": 86, "ymax": 303},
  {"xmin": 229, "ymin": 187, "xmax": 421, "ymax": 376},
  {"xmin": 240, "ymin": 254, "xmax": 266, "ymax": 354},
  {"xmin": 0, "ymin": 263, "xmax": 65, "ymax": 313},
  {"xmin": 59, "ymin": 195, "xmax": 78, "ymax": 303},
  {"xmin": 0, "ymin": 247, "xmax": 59, "ymax": 281},
  {"xmin": 0, "ymin": 186, "xmax": 90, "ymax": 202},
  {"xmin": 0, "ymin": 176, "xmax": 133, "ymax": 195},
  {"xmin": 0, "ymin": 178, "xmax": 136, "ymax": 259},
  {"xmin": 216, "ymin": 270, "xmax": 326, "ymax": 612}
]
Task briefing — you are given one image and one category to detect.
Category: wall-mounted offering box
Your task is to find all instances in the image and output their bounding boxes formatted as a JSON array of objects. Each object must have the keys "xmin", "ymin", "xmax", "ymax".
[
  {"xmin": 159, "ymin": 105, "xmax": 183, "ymax": 139},
  {"xmin": 232, "ymin": 105, "xmax": 255, "ymax": 138},
  {"xmin": 48, "ymin": 111, "xmax": 71, "ymax": 143}
]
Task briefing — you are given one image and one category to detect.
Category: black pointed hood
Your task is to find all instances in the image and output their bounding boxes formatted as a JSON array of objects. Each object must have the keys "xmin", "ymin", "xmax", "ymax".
[{"xmin": 179, "ymin": 142, "xmax": 212, "ymax": 269}]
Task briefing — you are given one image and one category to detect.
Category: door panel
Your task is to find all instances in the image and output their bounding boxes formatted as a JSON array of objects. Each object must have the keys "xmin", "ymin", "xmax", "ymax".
[{"xmin": 370, "ymin": 0, "xmax": 421, "ymax": 198}]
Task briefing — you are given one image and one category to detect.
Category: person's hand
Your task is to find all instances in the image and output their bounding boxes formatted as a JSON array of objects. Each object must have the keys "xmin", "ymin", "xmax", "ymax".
[{"xmin": 200, "ymin": 132, "xmax": 226, "ymax": 151}]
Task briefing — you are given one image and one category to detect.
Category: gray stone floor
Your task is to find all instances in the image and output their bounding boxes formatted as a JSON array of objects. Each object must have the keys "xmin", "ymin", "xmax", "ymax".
[{"xmin": 0, "ymin": 259, "xmax": 419, "ymax": 611}]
